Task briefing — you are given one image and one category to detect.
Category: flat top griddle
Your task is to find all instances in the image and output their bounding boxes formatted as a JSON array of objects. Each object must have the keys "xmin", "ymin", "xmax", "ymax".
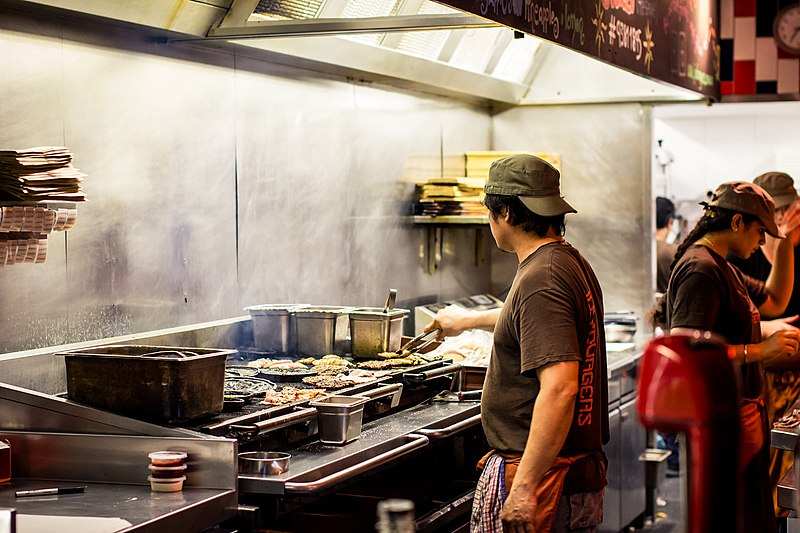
[{"xmin": 178, "ymin": 351, "xmax": 460, "ymax": 440}]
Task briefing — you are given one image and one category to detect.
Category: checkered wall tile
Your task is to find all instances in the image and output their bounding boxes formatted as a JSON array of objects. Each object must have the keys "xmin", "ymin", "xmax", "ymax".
[{"xmin": 720, "ymin": 0, "xmax": 800, "ymax": 96}]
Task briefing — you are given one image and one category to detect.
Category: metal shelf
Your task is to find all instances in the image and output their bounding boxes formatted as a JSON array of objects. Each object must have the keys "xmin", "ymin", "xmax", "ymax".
[
  {"xmin": 0, "ymin": 201, "xmax": 78, "ymax": 208},
  {"xmin": 411, "ymin": 215, "xmax": 488, "ymax": 225},
  {"xmin": 410, "ymin": 216, "xmax": 489, "ymax": 274}
]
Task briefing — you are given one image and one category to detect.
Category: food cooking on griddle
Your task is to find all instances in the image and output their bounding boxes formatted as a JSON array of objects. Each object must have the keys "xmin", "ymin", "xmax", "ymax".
[
  {"xmin": 247, "ymin": 358, "xmax": 309, "ymax": 370},
  {"xmin": 302, "ymin": 374, "xmax": 356, "ymax": 389},
  {"xmin": 307, "ymin": 354, "xmax": 351, "ymax": 367},
  {"xmin": 224, "ymin": 377, "xmax": 275, "ymax": 394},
  {"xmin": 358, "ymin": 355, "xmax": 426, "ymax": 369},
  {"xmin": 262, "ymin": 386, "xmax": 325, "ymax": 405},
  {"xmin": 225, "ymin": 366, "xmax": 261, "ymax": 378},
  {"xmin": 348, "ymin": 368, "xmax": 390, "ymax": 381},
  {"xmin": 377, "ymin": 350, "xmax": 412, "ymax": 359}
]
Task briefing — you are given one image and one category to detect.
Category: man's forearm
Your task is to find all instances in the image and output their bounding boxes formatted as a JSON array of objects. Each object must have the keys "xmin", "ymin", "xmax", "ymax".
[
  {"xmin": 466, "ymin": 308, "xmax": 502, "ymax": 330},
  {"xmin": 509, "ymin": 385, "xmax": 576, "ymax": 493}
]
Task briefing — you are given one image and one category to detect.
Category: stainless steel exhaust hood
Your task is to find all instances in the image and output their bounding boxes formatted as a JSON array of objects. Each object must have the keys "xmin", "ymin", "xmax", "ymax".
[{"xmin": 17, "ymin": 0, "xmax": 701, "ymax": 105}]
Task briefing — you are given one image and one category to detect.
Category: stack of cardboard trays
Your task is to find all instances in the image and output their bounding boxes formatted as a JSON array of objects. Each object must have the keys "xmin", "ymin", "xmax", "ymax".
[
  {"xmin": 465, "ymin": 151, "xmax": 561, "ymax": 180},
  {"xmin": 414, "ymin": 177, "xmax": 487, "ymax": 218},
  {"xmin": 0, "ymin": 234, "xmax": 48, "ymax": 265},
  {"xmin": 0, "ymin": 147, "xmax": 86, "ymax": 202}
]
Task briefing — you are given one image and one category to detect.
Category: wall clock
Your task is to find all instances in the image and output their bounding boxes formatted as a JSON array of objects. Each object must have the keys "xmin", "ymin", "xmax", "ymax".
[{"xmin": 774, "ymin": 4, "xmax": 800, "ymax": 55}]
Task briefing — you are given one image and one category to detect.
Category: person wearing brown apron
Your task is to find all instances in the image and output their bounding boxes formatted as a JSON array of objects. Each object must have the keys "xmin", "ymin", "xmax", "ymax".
[
  {"xmin": 431, "ymin": 154, "xmax": 609, "ymax": 533},
  {"xmin": 665, "ymin": 181, "xmax": 800, "ymax": 533},
  {"xmin": 728, "ymin": 172, "xmax": 800, "ymax": 514}
]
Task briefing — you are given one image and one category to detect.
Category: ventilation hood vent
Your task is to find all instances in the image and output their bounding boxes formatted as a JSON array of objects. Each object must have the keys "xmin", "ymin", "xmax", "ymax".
[{"xmin": 15, "ymin": 0, "xmax": 703, "ymax": 105}]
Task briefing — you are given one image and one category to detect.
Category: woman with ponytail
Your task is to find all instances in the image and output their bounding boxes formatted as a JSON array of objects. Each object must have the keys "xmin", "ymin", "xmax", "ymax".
[{"xmin": 666, "ymin": 182, "xmax": 800, "ymax": 532}]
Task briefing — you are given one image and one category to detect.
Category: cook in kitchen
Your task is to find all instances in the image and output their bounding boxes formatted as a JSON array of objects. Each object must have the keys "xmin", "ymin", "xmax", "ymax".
[{"xmin": 427, "ymin": 154, "xmax": 608, "ymax": 532}]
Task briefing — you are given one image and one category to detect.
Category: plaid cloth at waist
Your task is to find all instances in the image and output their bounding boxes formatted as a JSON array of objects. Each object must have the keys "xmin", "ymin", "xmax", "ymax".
[{"xmin": 471, "ymin": 453, "xmax": 506, "ymax": 533}]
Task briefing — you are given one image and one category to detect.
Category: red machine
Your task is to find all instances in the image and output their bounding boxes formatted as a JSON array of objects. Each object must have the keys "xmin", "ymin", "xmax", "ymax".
[{"xmin": 637, "ymin": 333, "xmax": 741, "ymax": 533}]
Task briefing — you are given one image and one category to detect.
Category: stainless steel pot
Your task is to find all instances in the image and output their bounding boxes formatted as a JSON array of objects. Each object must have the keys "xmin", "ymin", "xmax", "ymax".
[
  {"xmin": 245, "ymin": 304, "xmax": 306, "ymax": 354},
  {"xmin": 294, "ymin": 306, "xmax": 350, "ymax": 356},
  {"xmin": 349, "ymin": 307, "xmax": 409, "ymax": 357},
  {"xmin": 310, "ymin": 395, "xmax": 370, "ymax": 445},
  {"xmin": 238, "ymin": 451, "xmax": 291, "ymax": 476}
]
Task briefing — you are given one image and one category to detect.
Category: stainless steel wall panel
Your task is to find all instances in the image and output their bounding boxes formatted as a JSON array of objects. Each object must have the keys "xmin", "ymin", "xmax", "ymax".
[
  {"xmin": 58, "ymin": 32, "xmax": 240, "ymax": 339},
  {"xmin": 0, "ymin": 13, "xmax": 71, "ymax": 352},
  {"xmin": 491, "ymin": 104, "xmax": 654, "ymax": 320},
  {"xmin": 234, "ymin": 56, "xmax": 493, "ymax": 311},
  {"xmin": 0, "ymin": 8, "xmax": 492, "ymax": 354}
]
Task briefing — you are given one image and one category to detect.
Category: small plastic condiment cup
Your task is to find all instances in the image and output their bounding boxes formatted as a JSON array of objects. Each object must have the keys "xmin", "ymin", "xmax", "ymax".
[
  {"xmin": 148, "ymin": 464, "xmax": 188, "ymax": 479},
  {"xmin": 148, "ymin": 475, "xmax": 186, "ymax": 493},
  {"xmin": 148, "ymin": 451, "xmax": 187, "ymax": 467}
]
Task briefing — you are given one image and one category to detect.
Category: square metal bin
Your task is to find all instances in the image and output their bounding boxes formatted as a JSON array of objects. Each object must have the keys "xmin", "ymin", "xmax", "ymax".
[
  {"xmin": 245, "ymin": 304, "xmax": 306, "ymax": 354},
  {"xmin": 349, "ymin": 308, "xmax": 409, "ymax": 357},
  {"xmin": 62, "ymin": 345, "xmax": 235, "ymax": 423},
  {"xmin": 294, "ymin": 307, "xmax": 351, "ymax": 356},
  {"xmin": 310, "ymin": 395, "xmax": 370, "ymax": 445}
]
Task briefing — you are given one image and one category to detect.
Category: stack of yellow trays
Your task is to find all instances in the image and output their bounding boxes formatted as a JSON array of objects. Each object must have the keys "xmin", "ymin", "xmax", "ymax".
[
  {"xmin": 415, "ymin": 177, "xmax": 488, "ymax": 217},
  {"xmin": 465, "ymin": 151, "xmax": 561, "ymax": 180}
]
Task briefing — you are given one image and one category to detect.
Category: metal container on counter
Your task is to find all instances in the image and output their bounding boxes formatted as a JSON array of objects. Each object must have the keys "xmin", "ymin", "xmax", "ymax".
[
  {"xmin": 604, "ymin": 312, "xmax": 638, "ymax": 343},
  {"xmin": 245, "ymin": 304, "xmax": 306, "ymax": 354},
  {"xmin": 294, "ymin": 306, "xmax": 350, "ymax": 356},
  {"xmin": 349, "ymin": 307, "xmax": 410, "ymax": 357},
  {"xmin": 310, "ymin": 395, "xmax": 370, "ymax": 445},
  {"xmin": 62, "ymin": 345, "xmax": 234, "ymax": 423},
  {"xmin": 238, "ymin": 451, "xmax": 291, "ymax": 476}
]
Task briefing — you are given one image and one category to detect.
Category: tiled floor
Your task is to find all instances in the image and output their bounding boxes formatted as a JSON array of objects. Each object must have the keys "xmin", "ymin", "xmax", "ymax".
[{"xmin": 647, "ymin": 475, "xmax": 685, "ymax": 533}]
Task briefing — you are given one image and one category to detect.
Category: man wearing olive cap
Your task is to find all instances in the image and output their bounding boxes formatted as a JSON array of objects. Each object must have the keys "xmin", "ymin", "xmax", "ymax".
[
  {"xmin": 427, "ymin": 154, "xmax": 608, "ymax": 532},
  {"xmin": 729, "ymin": 171, "xmax": 800, "ymax": 514}
]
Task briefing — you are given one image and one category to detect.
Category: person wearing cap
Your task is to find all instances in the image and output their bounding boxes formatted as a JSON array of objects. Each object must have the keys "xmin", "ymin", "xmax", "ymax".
[
  {"xmin": 729, "ymin": 172, "xmax": 800, "ymax": 514},
  {"xmin": 663, "ymin": 181, "xmax": 800, "ymax": 532},
  {"xmin": 427, "ymin": 154, "xmax": 608, "ymax": 532}
]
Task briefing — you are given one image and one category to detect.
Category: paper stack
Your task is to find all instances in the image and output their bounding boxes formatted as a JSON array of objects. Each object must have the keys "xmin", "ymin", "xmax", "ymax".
[
  {"xmin": 0, "ymin": 147, "xmax": 86, "ymax": 202},
  {"xmin": 0, "ymin": 206, "xmax": 77, "ymax": 233},
  {"xmin": 414, "ymin": 177, "xmax": 488, "ymax": 218},
  {"xmin": 0, "ymin": 233, "xmax": 48, "ymax": 265},
  {"xmin": 465, "ymin": 151, "xmax": 561, "ymax": 180}
]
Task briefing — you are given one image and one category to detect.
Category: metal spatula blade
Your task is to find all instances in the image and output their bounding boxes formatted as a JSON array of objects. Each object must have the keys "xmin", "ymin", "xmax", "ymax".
[{"xmin": 383, "ymin": 289, "xmax": 397, "ymax": 314}]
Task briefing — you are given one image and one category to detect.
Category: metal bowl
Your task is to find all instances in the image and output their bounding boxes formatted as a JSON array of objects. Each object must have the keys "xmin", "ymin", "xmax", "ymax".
[{"xmin": 238, "ymin": 451, "xmax": 291, "ymax": 476}]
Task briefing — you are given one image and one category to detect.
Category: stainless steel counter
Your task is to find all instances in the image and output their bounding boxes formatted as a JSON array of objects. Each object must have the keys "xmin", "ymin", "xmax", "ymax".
[
  {"xmin": 239, "ymin": 399, "xmax": 481, "ymax": 495},
  {"xmin": 0, "ymin": 479, "xmax": 235, "ymax": 533}
]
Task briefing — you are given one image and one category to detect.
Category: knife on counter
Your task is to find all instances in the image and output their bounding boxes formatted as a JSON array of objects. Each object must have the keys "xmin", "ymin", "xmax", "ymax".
[{"xmin": 15, "ymin": 486, "xmax": 86, "ymax": 498}]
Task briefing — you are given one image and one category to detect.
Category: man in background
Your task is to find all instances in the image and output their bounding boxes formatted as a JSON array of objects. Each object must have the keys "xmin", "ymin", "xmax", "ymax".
[{"xmin": 655, "ymin": 197, "xmax": 677, "ymax": 294}]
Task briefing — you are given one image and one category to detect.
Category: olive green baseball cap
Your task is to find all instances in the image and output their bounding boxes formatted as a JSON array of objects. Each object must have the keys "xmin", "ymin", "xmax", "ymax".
[
  {"xmin": 485, "ymin": 154, "xmax": 577, "ymax": 217},
  {"xmin": 754, "ymin": 171, "xmax": 797, "ymax": 209},
  {"xmin": 704, "ymin": 181, "xmax": 783, "ymax": 238}
]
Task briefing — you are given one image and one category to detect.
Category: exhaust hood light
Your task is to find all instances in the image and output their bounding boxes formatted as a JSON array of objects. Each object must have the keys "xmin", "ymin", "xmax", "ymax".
[
  {"xmin": 491, "ymin": 35, "xmax": 541, "ymax": 83},
  {"xmin": 448, "ymin": 27, "xmax": 502, "ymax": 73},
  {"xmin": 252, "ymin": 0, "xmax": 326, "ymax": 20}
]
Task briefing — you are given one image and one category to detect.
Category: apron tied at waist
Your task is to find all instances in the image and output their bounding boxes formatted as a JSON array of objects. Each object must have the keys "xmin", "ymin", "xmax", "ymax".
[{"xmin": 474, "ymin": 449, "xmax": 606, "ymax": 532}]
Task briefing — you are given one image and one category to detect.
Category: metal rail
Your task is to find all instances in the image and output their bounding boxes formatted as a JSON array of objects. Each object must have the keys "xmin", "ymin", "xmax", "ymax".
[
  {"xmin": 229, "ymin": 407, "xmax": 317, "ymax": 436},
  {"xmin": 404, "ymin": 363, "xmax": 462, "ymax": 384},
  {"xmin": 202, "ymin": 14, "xmax": 499, "ymax": 40},
  {"xmin": 283, "ymin": 434, "xmax": 429, "ymax": 493},
  {"xmin": 416, "ymin": 413, "xmax": 481, "ymax": 439}
]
